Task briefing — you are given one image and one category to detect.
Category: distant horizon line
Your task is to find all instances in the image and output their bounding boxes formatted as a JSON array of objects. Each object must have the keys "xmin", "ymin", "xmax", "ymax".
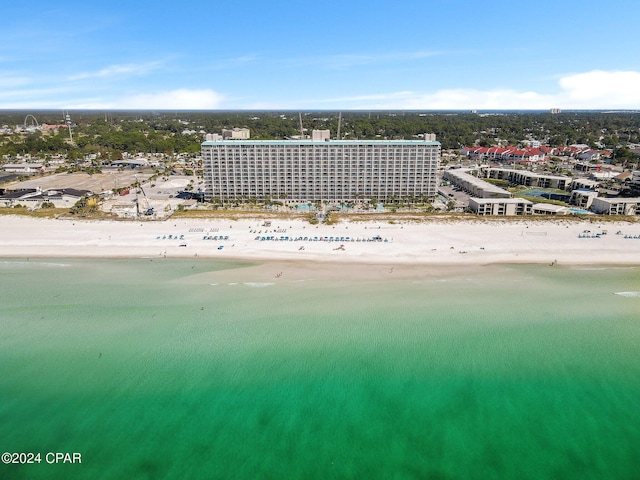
[{"xmin": 1, "ymin": 108, "xmax": 640, "ymax": 114}]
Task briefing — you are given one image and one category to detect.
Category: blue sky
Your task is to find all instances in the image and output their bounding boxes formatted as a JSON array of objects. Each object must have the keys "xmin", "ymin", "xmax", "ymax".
[{"xmin": 2, "ymin": 0, "xmax": 640, "ymax": 110}]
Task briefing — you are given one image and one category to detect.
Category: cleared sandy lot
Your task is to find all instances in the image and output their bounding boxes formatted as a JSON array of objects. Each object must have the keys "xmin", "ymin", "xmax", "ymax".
[{"xmin": 4, "ymin": 171, "xmax": 152, "ymax": 193}]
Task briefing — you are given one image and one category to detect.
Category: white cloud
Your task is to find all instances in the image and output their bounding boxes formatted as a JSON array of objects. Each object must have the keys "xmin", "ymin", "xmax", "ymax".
[
  {"xmin": 311, "ymin": 70, "xmax": 640, "ymax": 110},
  {"xmin": 2, "ymin": 69, "xmax": 639, "ymax": 111},
  {"xmin": 70, "ymin": 89, "xmax": 225, "ymax": 109},
  {"xmin": 0, "ymin": 86, "xmax": 225, "ymax": 110},
  {"xmin": 0, "ymin": 85, "xmax": 79, "ymax": 108},
  {"xmin": 309, "ymin": 89, "xmax": 555, "ymax": 110},
  {"xmin": 558, "ymin": 70, "xmax": 640, "ymax": 107},
  {"xmin": 68, "ymin": 62, "xmax": 163, "ymax": 81},
  {"xmin": 389, "ymin": 89, "xmax": 556, "ymax": 110}
]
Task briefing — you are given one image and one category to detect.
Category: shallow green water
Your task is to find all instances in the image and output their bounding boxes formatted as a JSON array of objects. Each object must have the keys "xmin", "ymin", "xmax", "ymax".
[{"xmin": 1, "ymin": 259, "xmax": 639, "ymax": 479}]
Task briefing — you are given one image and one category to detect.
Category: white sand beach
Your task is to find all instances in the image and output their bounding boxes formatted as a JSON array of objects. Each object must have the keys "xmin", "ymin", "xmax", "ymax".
[{"xmin": 1, "ymin": 214, "xmax": 640, "ymax": 269}]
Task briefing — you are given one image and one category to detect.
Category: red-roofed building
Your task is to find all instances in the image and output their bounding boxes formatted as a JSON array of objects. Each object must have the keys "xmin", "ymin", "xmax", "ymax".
[{"xmin": 462, "ymin": 145, "xmax": 548, "ymax": 163}]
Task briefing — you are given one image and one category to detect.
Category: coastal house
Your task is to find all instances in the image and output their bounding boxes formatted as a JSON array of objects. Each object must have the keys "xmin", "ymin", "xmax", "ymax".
[
  {"xmin": 577, "ymin": 149, "xmax": 601, "ymax": 162},
  {"xmin": 0, "ymin": 189, "xmax": 38, "ymax": 207},
  {"xmin": 0, "ymin": 188, "xmax": 89, "ymax": 209},
  {"xmin": 574, "ymin": 162, "xmax": 602, "ymax": 172},
  {"xmin": 180, "ymin": 199, "xmax": 199, "ymax": 210},
  {"xmin": 2, "ymin": 163, "xmax": 44, "ymax": 174},
  {"xmin": 589, "ymin": 171, "xmax": 617, "ymax": 181},
  {"xmin": 43, "ymin": 189, "xmax": 91, "ymax": 208},
  {"xmin": 468, "ymin": 197, "xmax": 532, "ymax": 216},
  {"xmin": 531, "ymin": 203, "xmax": 571, "ymax": 215},
  {"xmin": 613, "ymin": 171, "xmax": 633, "ymax": 185},
  {"xmin": 502, "ymin": 147, "xmax": 547, "ymax": 164},
  {"xmin": 110, "ymin": 159, "xmax": 148, "ymax": 169}
]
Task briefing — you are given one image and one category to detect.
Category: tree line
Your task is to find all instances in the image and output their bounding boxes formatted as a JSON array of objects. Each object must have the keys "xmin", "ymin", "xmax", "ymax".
[{"xmin": 2, "ymin": 110, "xmax": 639, "ymax": 160}]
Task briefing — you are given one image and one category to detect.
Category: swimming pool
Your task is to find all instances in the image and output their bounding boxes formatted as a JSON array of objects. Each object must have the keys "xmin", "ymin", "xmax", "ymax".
[{"xmin": 568, "ymin": 207, "xmax": 591, "ymax": 215}]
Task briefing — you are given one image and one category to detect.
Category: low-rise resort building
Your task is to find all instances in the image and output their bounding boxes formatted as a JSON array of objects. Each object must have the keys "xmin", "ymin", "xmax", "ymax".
[
  {"xmin": 469, "ymin": 197, "xmax": 533, "ymax": 216},
  {"xmin": 590, "ymin": 197, "xmax": 640, "ymax": 215},
  {"xmin": 443, "ymin": 169, "xmax": 512, "ymax": 199},
  {"xmin": 484, "ymin": 168, "xmax": 571, "ymax": 190}
]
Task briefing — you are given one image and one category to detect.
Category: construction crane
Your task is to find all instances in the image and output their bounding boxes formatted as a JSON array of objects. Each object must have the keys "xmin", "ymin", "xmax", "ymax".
[
  {"xmin": 135, "ymin": 175, "xmax": 154, "ymax": 216},
  {"xmin": 299, "ymin": 112, "xmax": 304, "ymax": 139}
]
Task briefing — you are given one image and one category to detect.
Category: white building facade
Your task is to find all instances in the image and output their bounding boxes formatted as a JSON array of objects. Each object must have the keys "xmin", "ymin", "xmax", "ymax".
[
  {"xmin": 202, "ymin": 139, "xmax": 440, "ymax": 203},
  {"xmin": 591, "ymin": 197, "xmax": 640, "ymax": 215},
  {"xmin": 443, "ymin": 169, "xmax": 512, "ymax": 198},
  {"xmin": 311, "ymin": 129, "xmax": 331, "ymax": 141},
  {"xmin": 222, "ymin": 128, "xmax": 250, "ymax": 140},
  {"xmin": 469, "ymin": 197, "xmax": 532, "ymax": 216},
  {"xmin": 484, "ymin": 168, "xmax": 572, "ymax": 190}
]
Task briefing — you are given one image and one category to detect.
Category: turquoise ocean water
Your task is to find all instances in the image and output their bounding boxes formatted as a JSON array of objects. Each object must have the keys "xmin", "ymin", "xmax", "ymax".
[{"xmin": 1, "ymin": 258, "xmax": 639, "ymax": 479}]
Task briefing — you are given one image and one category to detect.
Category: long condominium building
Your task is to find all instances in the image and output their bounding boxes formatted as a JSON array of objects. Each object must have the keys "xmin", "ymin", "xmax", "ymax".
[{"xmin": 202, "ymin": 138, "xmax": 440, "ymax": 203}]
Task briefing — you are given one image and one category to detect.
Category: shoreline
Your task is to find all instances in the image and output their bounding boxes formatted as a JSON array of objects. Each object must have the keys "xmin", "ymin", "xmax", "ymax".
[{"xmin": 2, "ymin": 214, "xmax": 640, "ymax": 268}]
